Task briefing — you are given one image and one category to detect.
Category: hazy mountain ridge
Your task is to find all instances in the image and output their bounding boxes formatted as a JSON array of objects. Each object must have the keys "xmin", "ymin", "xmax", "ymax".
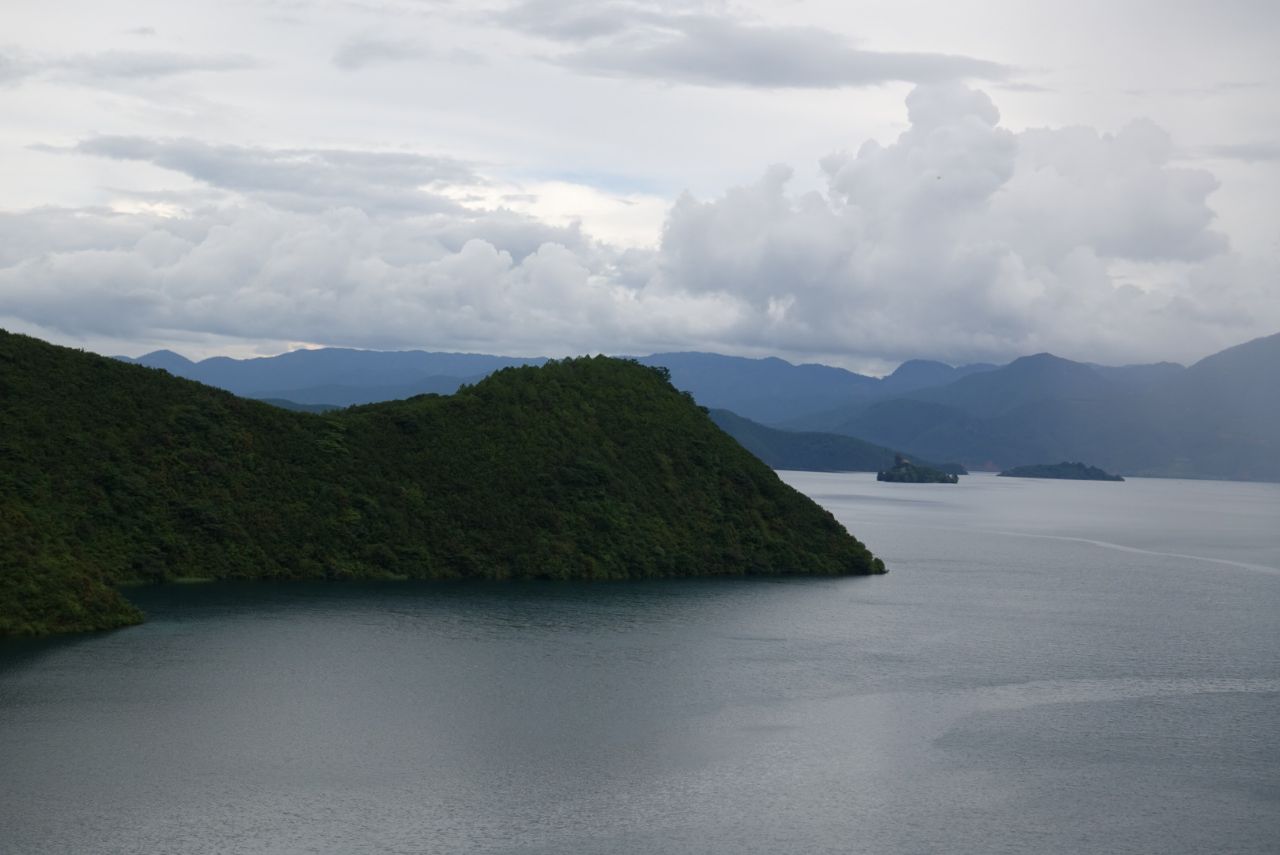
[
  {"xmin": 117, "ymin": 332, "xmax": 1280, "ymax": 481},
  {"xmin": 118, "ymin": 347, "xmax": 546, "ymax": 399},
  {"xmin": 119, "ymin": 346, "xmax": 994, "ymax": 424},
  {"xmin": 3, "ymin": 331, "xmax": 883, "ymax": 637},
  {"xmin": 792, "ymin": 333, "xmax": 1280, "ymax": 480},
  {"xmin": 708, "ymin": 409, "xmax": 966, "ymax": 475}
]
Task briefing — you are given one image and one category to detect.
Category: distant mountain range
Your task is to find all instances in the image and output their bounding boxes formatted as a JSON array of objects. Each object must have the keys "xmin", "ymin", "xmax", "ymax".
[
  {"xmin": 784, "ymin": 334, "xmax": 1280, "ymax": 481},
  {"xmin": 118, "ymin": 348, "xmax": 996, "ymax": 423},
  {"xmin": 118, "ymin": 331, "xmax": 1280, "ymax": 482},
  {"xmin": 117, "ymin": 348, "xmax": 544, "ymax": 406}
]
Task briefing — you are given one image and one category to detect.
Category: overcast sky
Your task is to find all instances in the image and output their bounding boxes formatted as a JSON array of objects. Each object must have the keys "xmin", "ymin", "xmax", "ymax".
[{"xmin": 2, "ymin": 0, "xmax": 1277, "ymax": 372}]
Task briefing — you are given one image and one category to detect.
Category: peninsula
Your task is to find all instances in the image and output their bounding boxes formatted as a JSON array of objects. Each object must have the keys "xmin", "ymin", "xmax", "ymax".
[{"xmin": 0, "ymin": 331, "xmax": 885, "ymax": 637}]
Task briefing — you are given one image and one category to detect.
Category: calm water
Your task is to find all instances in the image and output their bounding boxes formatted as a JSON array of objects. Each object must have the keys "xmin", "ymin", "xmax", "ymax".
[{"xmin": 2, "ymin": 473, "xmax": 1278, "ymax": 854}]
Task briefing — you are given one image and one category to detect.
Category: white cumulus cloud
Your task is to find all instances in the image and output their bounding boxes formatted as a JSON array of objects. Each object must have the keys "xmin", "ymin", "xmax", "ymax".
[{"xmin": 1, "ymin": 84, "xmax": 1274, "ymax": 367}]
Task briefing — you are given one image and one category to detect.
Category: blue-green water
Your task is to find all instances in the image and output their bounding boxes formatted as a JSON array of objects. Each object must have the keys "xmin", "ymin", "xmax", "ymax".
[{"xmin": 2, "ymin": 473, "xmax": 1278, "ymax": 854}]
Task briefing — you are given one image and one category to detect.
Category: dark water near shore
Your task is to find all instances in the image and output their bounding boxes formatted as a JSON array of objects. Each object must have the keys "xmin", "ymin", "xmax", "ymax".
[{"xmin": 3, "ymin": 473, "xmax": 1278, "ymax": 854}]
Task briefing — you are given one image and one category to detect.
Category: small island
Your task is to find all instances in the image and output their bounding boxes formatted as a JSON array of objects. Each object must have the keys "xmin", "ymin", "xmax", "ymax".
[
  {"xmin": 999, "ymin": 462, "xmax": 1124, "ymax": 481},
  {"xmin": 877, "ymin": 454, "xmax": 959, "ymax": 484}
]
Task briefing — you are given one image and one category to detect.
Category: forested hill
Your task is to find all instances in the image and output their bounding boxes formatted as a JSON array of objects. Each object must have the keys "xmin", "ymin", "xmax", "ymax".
[{"xmin": 0, "ymin": 331, "xmax": 884, "ymax": 637}]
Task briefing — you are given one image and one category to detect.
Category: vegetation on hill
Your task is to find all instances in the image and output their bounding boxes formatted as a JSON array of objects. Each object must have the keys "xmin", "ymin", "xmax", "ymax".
[
  {"xmin": 876, "ymin": 455, "xmax": 959, "ymax": 484},
  {"xmin": 708, "ymin": 409, "xmax": 966, "ymax": 474},
  {"xmin": 258, "ymin": 398, "xmax": 341, "ymax": 414},
  {"xmin": 1, "ymin": 331, "xmax": 884, "ymax": 637},
  {"xmin": 999, "ymin": 462, "xmax": 1124, "ymax": 481}
]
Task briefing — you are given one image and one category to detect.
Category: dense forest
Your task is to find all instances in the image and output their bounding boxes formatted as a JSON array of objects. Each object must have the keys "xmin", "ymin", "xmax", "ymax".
[{"xmin": 0, "ymin": 331, "xmax": 884, "ymax": 637}]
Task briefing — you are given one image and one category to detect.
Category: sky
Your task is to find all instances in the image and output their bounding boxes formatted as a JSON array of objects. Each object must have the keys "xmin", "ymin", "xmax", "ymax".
[{"xmin": 2, "ymin": 0, "xmax": 1278, "ymax": 373}]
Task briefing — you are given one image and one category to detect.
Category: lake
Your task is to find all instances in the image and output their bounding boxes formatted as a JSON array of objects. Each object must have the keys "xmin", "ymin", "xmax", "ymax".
[{"xmin": 2, "ymin": 473, "xmax": 1278, "ymax": 854}]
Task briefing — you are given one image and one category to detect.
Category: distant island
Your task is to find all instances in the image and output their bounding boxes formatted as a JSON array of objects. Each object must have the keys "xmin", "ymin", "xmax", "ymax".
[
  {"xmin": 0, "ymin": 331, "xmax": 886, "ymax": 637},
  {"xmin": 999, "ymin": 462, "xmax": 1124, "ymax": 481},
  {"xmin": 877, "ymin": 454, "xmax": 959, "ymax": 484}
]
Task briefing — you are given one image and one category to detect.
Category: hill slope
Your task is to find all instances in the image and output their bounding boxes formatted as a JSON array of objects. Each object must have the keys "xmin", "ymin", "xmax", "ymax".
[
  {"xmin": 633, "ymin": 352, "xmax": 878, "ymax": 424},
  {"xmin": 708, "ymin": 409, "xmax": 965, "ymax": 474},
  {"xmin": 788, "ymin": 334, "xmax": 1280, "ymax": 480},
  {"xmin": 1, "ymin": 331, "xmax": 884, "ymax": 636},
  {"xmin": 709, "ymin": 409, "xmax": 900, "ymax": 472}
]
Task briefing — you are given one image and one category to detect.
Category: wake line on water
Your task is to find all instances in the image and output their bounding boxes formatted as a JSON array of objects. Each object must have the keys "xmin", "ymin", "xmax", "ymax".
[
  {"xmin": 962, "ymin": 676, "xmax": 1280, "ymax": 712},
  {"xmin": 858, "ymin": 520, "xmax": 1280, "ymax": 574},
  {"xmin": 983, "ymin": 529, "xmax": 1280, "ymax": 575}
]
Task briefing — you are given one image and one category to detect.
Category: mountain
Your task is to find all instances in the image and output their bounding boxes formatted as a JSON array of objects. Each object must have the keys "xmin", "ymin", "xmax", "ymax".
[
  {"xmin": 803, "ymin": 355, "xmax": 1155, "ymax": 472},
  {"xmin": 1, "ymin": 330, "xmax": 884, "ymax": 637},
  {"xmin": 119, "ymin": 347, "xmax": 546, "ymax": 399},
  {"xmin": 250, "ymin": 375, "xmax": 478, "ymax": 407},
  {"xmin": 120, "ymin": 346, "xmax": 991, "ymax": 425},
  {"xmin": 708, "ymin": 409, "xmax": 965, "ymax": 474},
  {"xmin": 790, "ymin": 333, "xmax": 1280, "ymax": 481},
  {"xmin": 877, "ymin": 359, "xmax": 997, "ymax": 396},
  {"xmin": 634, "ymin": 352, "xmax": 879, "ymax": 424},
  {"xmin": 112, "ymin": 331, "xmax": 1280, "ymax": 480},
  {"xmin": 257, "ymin": 399, "xmax": 341, "ymax": 414},
  {"xmin": 1142, "ymin": 332, "xmax": 1280, "ymax": 480},
  {"xmin": 637, "ymin": 352, "xmax": 999, "ymax": 425},
  {"xmin": 121, "ymin": 349, "xmax": 195, "ymax": 374},
  {"xmin": 1090, "ymin": 361, "xmax": 1185, "ymax": 387},
  {"xmin": 907, "ymin": 353, "xmax": 1117, "ymax": 415}
]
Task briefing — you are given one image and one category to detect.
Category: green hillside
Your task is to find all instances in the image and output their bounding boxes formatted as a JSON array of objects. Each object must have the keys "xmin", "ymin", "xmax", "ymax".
[{"xmin": 0, "ymin": 331, "xmax": 884, "ymax": 636}]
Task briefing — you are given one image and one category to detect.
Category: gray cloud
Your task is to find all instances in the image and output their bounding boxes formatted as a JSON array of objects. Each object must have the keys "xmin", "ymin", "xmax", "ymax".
[
  {"xmin": 0, "ymin": 203, "xmax": 668, "ymax": 353},
  {"xmin": 0, "ymin": 49, "xmax": 38, "ymax": 85},
  {"xmin": 0, "ymin": 47, "xmax": 256, "ymax": 88},
  {"xmin": 62, "ymin": 137, "xmax": 480, "ymax": 214},
  {"xmin": 1199, "ymin": 141, "xmax": 1280, "ymax": 163},
  {"xmin": 59, "ymin": 50, "xmax": 258, "ymax": 79},
  {"xmin": 332, "ymin": 37, "xmax": 425, "ymax": 70},
  {"xmin": 501, "ymin": 0, "xmax": 662, "ymax": 41},
  {"xmin": 3, "ymin": 85, "xmax": 1272, "ymax": 367},
  {"xmin": 503, "ymin": 1, "xmax": 1010, "ymax": 88},
  {"xmin": 659, "ymin": 84, "xmax": 1239, "ymax": 362}
]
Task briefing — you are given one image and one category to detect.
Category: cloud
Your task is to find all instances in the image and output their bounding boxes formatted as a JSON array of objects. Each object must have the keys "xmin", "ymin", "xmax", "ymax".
[
  {"xmin": 0, "ymin": 48, "xmax": 39, "ymax": 85},
  {"xmin": 502, "ymin": 1, "xmax": 1010, "ymax": 89},
  {"xmin": 2, "ymin": 84, "xmax": 1273, "ymax": 367},
  {"xmin": 332, "ymin": 37, "xmax": 425, "ymax": 70},
  {"xmin": 1198, "ymin": 141, "xmax": 1280, "ymax": 163},
  {"xmin": 61, "ymin": 137, "xmax": 480, "ymax": 214},
  {"xmin": 0, "ymin": 203, "xmax": 711, "ymax": 354},
  {"xmin": 0, "ymin": 47, "xmax": 257, "ymax": 90},
  {"xmin": 57, "ymin": 50, "xmax": 258, "ymax": 80},
  {"xmin": 658, "ymin": 83, "xmax": 1243, "ymax": 362}
]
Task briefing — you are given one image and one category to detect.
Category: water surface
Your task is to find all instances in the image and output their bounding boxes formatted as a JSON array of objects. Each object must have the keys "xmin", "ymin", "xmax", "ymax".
[{"xmin": 2, "ymin": 473, "xmax": 1278, "ymax": 854}]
